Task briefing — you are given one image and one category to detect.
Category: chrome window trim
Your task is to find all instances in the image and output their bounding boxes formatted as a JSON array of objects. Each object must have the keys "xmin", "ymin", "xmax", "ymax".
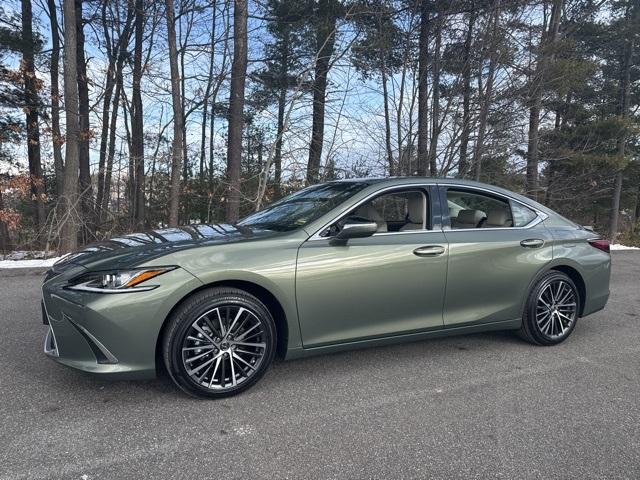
[
  {"xmin": 308, "ymin": 183, "xmax": 433, "ymax": 241},
  {"xmin": 440, "ymin": 183, "xmax": 547, "ymax": 232},
  {"xmin": 371, "ymin": 229, "xmax": 443, "ymax": 237},
  {"xmin": 308, "ymin": 181, "xmax": 548, "ymax": 240}
]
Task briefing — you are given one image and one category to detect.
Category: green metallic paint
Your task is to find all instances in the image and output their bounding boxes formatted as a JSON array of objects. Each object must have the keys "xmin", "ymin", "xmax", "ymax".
[
  {"xmin": 543, "ymin": 225, "xmax": 611, "ymax": 316},
  {"xmin": 297, "ymin": 230, "xmax": 448, "ymax": 346},
  {"xmin": 43, "ymin": 266, "xmax": 203, "ymax": 378},
  {"xmin": 140, "ymin": 231, "xmax": 307, "ymax": 354},
  {"xmin": 442, "ymin": 225, "xmax": 554, "ymax": 326},
  {"xmin": 41, "ymin": 178, "xmax": 611, "ymax": 379}
]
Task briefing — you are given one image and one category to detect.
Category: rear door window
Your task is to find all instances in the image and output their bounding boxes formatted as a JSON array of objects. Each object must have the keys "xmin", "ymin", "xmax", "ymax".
[{"xmin": 446, "ymin": 189, "xmax": 512, "ymax": 229}]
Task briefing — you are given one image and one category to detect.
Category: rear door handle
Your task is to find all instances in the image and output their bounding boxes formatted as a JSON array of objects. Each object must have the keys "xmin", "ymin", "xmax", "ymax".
[
  {"xmin": 520, "ymin": 239, "xmax": 545, "ymax": 248},
  {"xmin": 413, "ymin": 245, "xmax": 446, "ymax": 257}
]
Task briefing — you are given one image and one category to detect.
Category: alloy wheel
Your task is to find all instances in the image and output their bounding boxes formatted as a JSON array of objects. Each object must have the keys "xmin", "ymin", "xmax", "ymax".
[
  {"xmin": 535, "ymin": 279, "xmax": 578, "ymax": 339},
  {"xmin": 181, "ymin": 305, "xmax": 267, "ymax": 390}
]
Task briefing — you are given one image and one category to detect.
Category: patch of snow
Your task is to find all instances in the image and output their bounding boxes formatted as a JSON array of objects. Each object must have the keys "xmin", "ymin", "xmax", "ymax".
[
  {"xmin": 0, "ymin": 256, "xmax": 64, "ymax": 269},
  {"xmin": 610, "ymin": 244, "xmax": 640, "ymax": 251},
  {"xmin": 2, "ymin": 250, "xmax": 54, "ymax": 260}
]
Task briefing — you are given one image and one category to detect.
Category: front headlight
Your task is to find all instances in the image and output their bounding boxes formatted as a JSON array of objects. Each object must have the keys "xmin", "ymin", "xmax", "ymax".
[{"xmin": 67, "ymin": 267, "xmax": 177, "ymax": 293}]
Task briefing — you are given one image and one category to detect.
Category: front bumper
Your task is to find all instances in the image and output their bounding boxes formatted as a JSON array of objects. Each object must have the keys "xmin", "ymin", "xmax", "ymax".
[{"xmin": 42, "ymin": 265, "xmax": 202, "ymax": 379}]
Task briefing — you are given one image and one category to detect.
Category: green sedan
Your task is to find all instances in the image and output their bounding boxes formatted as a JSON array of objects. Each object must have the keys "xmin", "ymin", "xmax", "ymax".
[{"xmin": 41, "ymin": 178, "xmax": 611, "ymax": 398}]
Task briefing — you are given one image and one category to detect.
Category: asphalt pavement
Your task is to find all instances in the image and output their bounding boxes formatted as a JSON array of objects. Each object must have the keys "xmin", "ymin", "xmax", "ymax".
[{"xmin": 0, "ymin": 252, "xmax": 639, "ymax": 479}]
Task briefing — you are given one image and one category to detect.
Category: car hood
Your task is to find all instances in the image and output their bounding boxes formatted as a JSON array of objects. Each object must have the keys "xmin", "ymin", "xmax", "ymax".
[{"xmin": 50, "ymin": 224, "xmax": 280, "ymax": 274}]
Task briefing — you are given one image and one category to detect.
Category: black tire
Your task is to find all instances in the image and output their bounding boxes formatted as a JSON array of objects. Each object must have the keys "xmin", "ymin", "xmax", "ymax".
[
  {"xmin": 519, "ymin": 271, "xmax": 580, "ymax": 346},
  {"xmin": 162, "ymin": 287, "xmax": 276, "ymax": 398}
]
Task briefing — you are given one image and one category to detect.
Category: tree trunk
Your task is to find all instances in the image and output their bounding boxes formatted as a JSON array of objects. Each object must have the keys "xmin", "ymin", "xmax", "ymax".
[
  {"xmin": 210, "ymin": 0, "xmax": 230, "ymax": 192},
  {"xmin": 165, "ymin": 0, "xmax": 185, "ymax": 227},
  {"xmin": 60, "ymin": 0, "xmax": 80, "ymax": 253},
  {"xmin": 306, "ymin": 0, "xmax": 338, "ymax": 185},
  {"xmin": 609, "ymin": 2, "xmax": 636, "ymax": 241},
  {"xmin": 131, "ymin": 0, "xmax": 145, "ymax": 229},
  {"xmin": 381, "ymin": 61, "xmax": 394, "ymax": 176},
  {"xmin": 46, "ymin": 0, "xmax": 64, "ymax": 198},
  {"xmin": 75, "ymin": 0, "xmax": 92, "ymax": 239},
  {"xmin": 100, "ymin": 75, "xmax": 123, "ymax": 217},
  {"xmin": 225, "ymin": 0, "xmax": 248, "ymax": 222},
  {"xmin": 273, "ymin": 38, "xmax": 290, "ymax": 196},
  {"xmin": 473, "ymin": 0, "xmax": 501, "ymax": 182},
  {"xmin": 526, "ymin": 0, "xmax": 562, "ymax": 199},
  {"xmin": 458, "ymin": 7, "xmax": 475, "ymax": 178},
  {"xmin": 21, "ymin": 0, "xmax": 46, "ymax": 234},
  {"xmin": 95, "ymin": 7, "xmax": 133, "ymax": 222},
  {"xmin": 179, "ymin": 9, "xmax": 190, "ymax": 185},
  {"xmin": 200, "ymin": 0, "xmax": 217, "ymax": 182},
  {"xmin": 634, "ymin": 185, "xmax": 640, "ymax": 231},
  {"xmin": 416, "ymin": 0, "xmax": 429, "ymax": 176},
  {"xmin": 428, "ymin": 9, "xmax": 442, "ymax": 176},
  {"xmin": 274, "ymin": 82, "xmax": 286, "ymax": 194},
  {"xmin": 0, "ymin": 189, "xmax": 10, "ymax": 253}
]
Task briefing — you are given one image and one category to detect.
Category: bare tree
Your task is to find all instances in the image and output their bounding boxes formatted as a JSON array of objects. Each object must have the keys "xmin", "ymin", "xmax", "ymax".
[
  {"xmin": 60, "ymin": 0, "xmax": 81, "ymax": 252},
  {"xmin": 457, "ymin": 6, "xmax": 475, "ymax": 178},
  {"xmin": 428, "ymin": 5, "xmax": 443, "ymax": 177},
  {"xmin": 416, "ymin": 0, "xmax": 430, "ymax": 176},
  {"xmin": 131, "ymin": 0, "xmax": 145, "ymax": 228},
  {"xmin": 306, "ymin": 0, "xmax": 341, "ymax": 185},
  {"xmin": 95, "ymin": 3, "xmax": 134, "ymax": 222},
  {"xmin": 209, "ymin": 0, "xmax": 232, "ymax": 190},
  {"xmin": 75, "ymin": 0, "xmax": 93, "ymax": 238},
  {"xmin": 166, "ymin": 0, "xmax": 185, "ymax": 226},
  {"xmin": 474, "ymin": 0, "xmax": 501, "ymax": 181},
  {"xmin": 200, "ymin": 0, "xmax": 218, "ymax": 181},
  {"xmin": 21, "ymin": 0, "xmax": 46, "ymax": 232},
  {"xmin": 46, "ymin": 0, "xmax": 65, "ymax": 198},
  {"xmin": 225, "ymin": 0, "xmax": 248, "ymax": 222}
]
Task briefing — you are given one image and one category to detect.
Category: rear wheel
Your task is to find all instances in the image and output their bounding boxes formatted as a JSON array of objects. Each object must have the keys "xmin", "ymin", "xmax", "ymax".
[
  {"xmin": 519, "ymin": 271, "xmax": 579, "ymax": 346},
  {"xmin": 162, "ymin": 287, "xmax": 276, "ymax": 398}
]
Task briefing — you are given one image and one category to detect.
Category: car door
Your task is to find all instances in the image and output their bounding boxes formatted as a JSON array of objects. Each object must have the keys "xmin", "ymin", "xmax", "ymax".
[
  {"xmin": 295, "ymin": 185, "xmax": 448, "ymax": 348},
  {"xmin": 439, "ymin": 184, "xmax": 553, "ymax": 327}
]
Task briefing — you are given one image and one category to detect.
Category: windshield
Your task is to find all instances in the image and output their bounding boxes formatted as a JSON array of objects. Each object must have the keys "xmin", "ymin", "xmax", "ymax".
[{"xmin": 238, "ymin": 182, "xmax": 370, "ymax": 232}]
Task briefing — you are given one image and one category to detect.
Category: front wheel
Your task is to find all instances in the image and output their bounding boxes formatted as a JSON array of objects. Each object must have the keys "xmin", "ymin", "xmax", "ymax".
[
  {"xmin": 162, "ymin": 287, "xmax": 276, "ymax": 398},
  {"xmin": 519, "ymin": 271, "xmax": 580, "ymax": 346}
]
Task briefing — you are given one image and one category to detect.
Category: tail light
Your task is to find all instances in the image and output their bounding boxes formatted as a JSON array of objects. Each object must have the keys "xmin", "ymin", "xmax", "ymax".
[{"xmin": 588, "ymin": 239, "xmax": 610, "ymax": 253}]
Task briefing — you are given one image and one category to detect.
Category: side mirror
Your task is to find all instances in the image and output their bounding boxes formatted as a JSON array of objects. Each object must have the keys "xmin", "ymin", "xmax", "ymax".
[{"xmin": 330, "ymin": 221, "xmax": 378, "ymax": 245}]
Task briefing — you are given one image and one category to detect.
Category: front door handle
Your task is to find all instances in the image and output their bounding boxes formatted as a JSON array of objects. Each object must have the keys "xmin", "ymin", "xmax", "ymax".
[
  {"xmin": 413, "ymin": 245, "xmax": 446, "ymax": 257},
  {"xmin": 520, "ymin": 238, "xmax": 545, "ymax": 248}
]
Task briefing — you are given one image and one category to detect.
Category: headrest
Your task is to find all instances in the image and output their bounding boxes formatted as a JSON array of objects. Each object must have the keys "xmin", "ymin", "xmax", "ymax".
[
  {"xmin": 485, "ymin": 209, "xmax": 508, "ymax": 226},
  {"xmin": 356, "ymin": 204, "xmax": 383, "ymax": 222},
  {"xmin": 456, "ymin": 209, "xmax": 486, "ymax": 226}
]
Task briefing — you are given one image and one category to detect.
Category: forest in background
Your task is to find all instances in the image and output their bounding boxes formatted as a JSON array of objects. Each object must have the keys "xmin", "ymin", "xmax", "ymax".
[{"xmin": 0, "ymin": 0, "xmax": 638, "ymax": 254}]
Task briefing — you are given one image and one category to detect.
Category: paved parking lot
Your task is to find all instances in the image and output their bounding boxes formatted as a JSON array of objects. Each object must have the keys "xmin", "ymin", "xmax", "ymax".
[{"xmin": 0, "ymin": 252, "xmax": 639, "ymax": 479}]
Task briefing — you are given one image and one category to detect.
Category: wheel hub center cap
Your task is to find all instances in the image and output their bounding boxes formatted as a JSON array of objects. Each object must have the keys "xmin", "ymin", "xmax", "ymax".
[{"xmin": 220, "ymin": 342, "xmax": 229, "ymax": 350}]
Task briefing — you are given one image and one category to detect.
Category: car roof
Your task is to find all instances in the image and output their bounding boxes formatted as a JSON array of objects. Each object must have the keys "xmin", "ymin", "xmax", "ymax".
[
  {"xmin": 328, "ymin": 176, "xmax": 503, "ymax": 188},
  {"xmin": 327, "ymin": 177, "xmax": 523, "ymax": 196}
]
